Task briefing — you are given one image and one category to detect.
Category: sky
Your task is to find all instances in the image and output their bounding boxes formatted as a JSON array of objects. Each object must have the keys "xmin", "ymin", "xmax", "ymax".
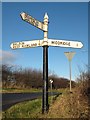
[{"xmin": 2, "ymin": 2, "xmax": 88, "ymax": 81}]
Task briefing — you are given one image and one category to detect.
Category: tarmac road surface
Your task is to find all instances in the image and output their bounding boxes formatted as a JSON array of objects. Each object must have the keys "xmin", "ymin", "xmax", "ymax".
[{"xmin": 2, "ymin": 92, "xmax": 60, "ymax": 111}]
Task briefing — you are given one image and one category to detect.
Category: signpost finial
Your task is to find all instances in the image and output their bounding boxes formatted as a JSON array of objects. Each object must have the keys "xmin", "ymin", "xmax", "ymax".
[{"xmin": 44, "ymin": 13, "xmax": 48, "ymax": 20}]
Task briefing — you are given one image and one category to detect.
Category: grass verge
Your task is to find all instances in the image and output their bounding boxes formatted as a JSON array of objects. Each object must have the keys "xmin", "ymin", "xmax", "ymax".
[
  {"xmin": 2, "ymin": 99, "xmax": 42, "ymax": 118},
  {"xmin": 2, "ymin": 88, "xmax": 66, "ymax": 93},
  {"xmin": 2, "ymin": 88, "xmax": 42, "ymax": 93},
  {"xmin": 2, "ymin": 96, "xmax": 55, "ymax": 119}
]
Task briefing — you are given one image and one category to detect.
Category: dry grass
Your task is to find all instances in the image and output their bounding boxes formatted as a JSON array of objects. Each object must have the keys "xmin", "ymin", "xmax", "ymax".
[
  {"xmin": 42, "ymin": 71, "xmax": 90, "ymax": 119},
  {"xmin": 41, "ymin": 89, "xmax": 89, "ymax": 119}
]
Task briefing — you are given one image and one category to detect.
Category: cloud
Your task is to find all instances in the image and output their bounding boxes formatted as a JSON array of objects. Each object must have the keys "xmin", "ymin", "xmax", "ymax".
[{"xmin": 0, "ymin": 50, "xmax": 16, "ymax": 64}]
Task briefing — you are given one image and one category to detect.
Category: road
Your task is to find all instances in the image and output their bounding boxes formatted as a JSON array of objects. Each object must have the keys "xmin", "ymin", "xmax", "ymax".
[{"xmin": 2, "ymin": 92, "xmax": 59, "ymax": 111}]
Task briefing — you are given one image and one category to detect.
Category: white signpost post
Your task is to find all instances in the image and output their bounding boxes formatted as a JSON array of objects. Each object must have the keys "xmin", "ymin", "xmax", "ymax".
[{"xmin": 10, "ymin": 12, "xmax": 83, "ymax": 114}]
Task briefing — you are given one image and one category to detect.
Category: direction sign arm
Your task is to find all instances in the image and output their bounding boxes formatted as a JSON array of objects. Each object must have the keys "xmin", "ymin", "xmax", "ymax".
[
  {"xmin": 10, "ymin": 40, "xmax": 44, "ymax": 49},
  {"xmin": 47, "ymin": 39, "xmax": 83, "ymax": 48},
  {"xmin": 20, "ymin": 12, "xmax": 45, "ymax": 31}
]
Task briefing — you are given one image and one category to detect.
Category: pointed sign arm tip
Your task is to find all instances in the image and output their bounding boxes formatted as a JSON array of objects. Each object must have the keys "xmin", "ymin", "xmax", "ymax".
[
  {"xmin": 77, "ymin": 41, "xmax": 83, "ymax": 48},
  {"xmin": 20, "ymin": 12, "xmax": 27, "ymax": 20},
  {"xmin": 20, "ymin": 12, "xmax": 25, "ymax": 16},
  {"xmin": 81, "ymin": 42, "xmax": 84, "ymax": 48}
]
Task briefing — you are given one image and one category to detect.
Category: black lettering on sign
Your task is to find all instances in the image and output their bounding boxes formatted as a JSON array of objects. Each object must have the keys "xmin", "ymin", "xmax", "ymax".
[
  {"xmin": 20, "ymin": 42, "xmax": 24, "ymax": 47},
  {"xmin": 58, "ymin": 41, "xmax": 60, "ymax": 45},
  {"xmin": 63, "ymin": 42, "xmax": 66, "ymax": 45},
  {"xmin": 57, "ymin": 41, "xmax": 59, "ymax": 44},
  {"xmin": 31, "ymin": 43, "xmax": 37, "ymax": 47},
  {"xmin": 13, "ymin": 43, "xmax": 17, "ymax": 49},
  {"xmin": 24, "ymin": 14, "xmax": 43, "ymax": 30},
  {"xmin": 30, "ymin": 17, "xmax": 35, "ymax": 25},
  {"xmin": 24, "ymin": 13, "xmax": 28, "ymax": 19},
  {"xmin": 51, "ymin": 41, "xmax": 71, "ymax": 46},
  {"xmin": 68, "ymin": 42, "xmax": 70, "ymax": 46},
  {"xmin": 13, "ymin": 43, "xmax": 20, "ymax": 49},
  {"xmin": 25, "ymin": 15, "xmax": 31, "ymax": 22},
  {"xmin": 17, "ymin": 44, "xmax": 20, "ymax": 48},
  {"xmin": 62, "ymin": 42, "xmax": 70, "ymax": 46},
  {"xmin": 26, "ymin": 15, "xmax": 30, "ymax": 21},
  {"xmin": 55, "ymin": 41, "xmax": 57, "ymax": 44},
  {"xmin": 29, "ymin": 16, "xmax": 32, "ymax": 23},
  {"xmin": 26, "ymin": 44, "xmax": 30, "ymax": 48},
  {"xmin": 13, "ymin": 43, "xmax": 16, "ymax": 49},
  {"xmin": 35, "ymin": 20, "xmax": 39, "ymax": 27},
  {"xmin": 13, "ymin": 45, "xmax": 17, "ymax": 49},
  {"xmin": 51, "ymin": 41, "xmax": 55, "ymax": 44}
]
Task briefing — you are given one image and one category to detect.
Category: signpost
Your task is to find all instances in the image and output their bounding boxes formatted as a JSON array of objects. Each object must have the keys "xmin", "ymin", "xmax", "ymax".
[
  {"xmin": 42, "ymin": 13, "xmax": 49, "ymax": 114},
  {"xmin": 64, "ymin": 52, "xmax": 76, "ymax": 92},
  {"xmin": 10, "ymin": 12, "xmax": 83, "ymax": 114}
]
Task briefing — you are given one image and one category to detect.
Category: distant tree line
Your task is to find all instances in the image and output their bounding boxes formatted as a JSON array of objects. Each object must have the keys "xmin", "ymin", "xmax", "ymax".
[{"xmin": 2, "ymin": 64, "xmax": 76, "ymax": 89}]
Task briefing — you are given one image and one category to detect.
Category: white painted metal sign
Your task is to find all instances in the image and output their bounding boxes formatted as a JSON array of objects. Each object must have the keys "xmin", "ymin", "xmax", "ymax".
[
  {"xmin": 48, "ymin": 39, "xmax": 83, "ymax": 48},
  {"xmin": 20, "ymin": 12, "xmax": 46, "ymax": 31},
  {"xmin": 10, "ymin": 39, "xmax": 83, "ymax": 49},
  {"xmin": 10, "ymin": 40, "xmax": 44, "ymax": 49}
]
